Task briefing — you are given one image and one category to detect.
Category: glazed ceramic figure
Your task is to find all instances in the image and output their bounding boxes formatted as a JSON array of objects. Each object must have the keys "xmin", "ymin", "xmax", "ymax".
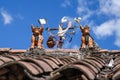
[
  {"xmin": 30, "ymin": 24, "xmax": 44, "ymax": 49},
  {"xmin": 80, "ymin": 25, "xmax": 94, "ymax": 48}
]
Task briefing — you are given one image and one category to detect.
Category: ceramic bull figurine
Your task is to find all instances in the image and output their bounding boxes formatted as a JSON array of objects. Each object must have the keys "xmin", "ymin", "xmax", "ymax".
[
  {"xmin": 30, "ymin": 24, "xmax": 44, "ymax": 49},
  {"xmin": 80, "ymin": 25, "xmax": 94, "ymax": 49}
]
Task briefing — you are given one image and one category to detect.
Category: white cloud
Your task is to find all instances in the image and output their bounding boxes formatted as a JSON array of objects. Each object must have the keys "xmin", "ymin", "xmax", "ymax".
[
  {"xmin": 0, "ymin": 8, "xmax": 13, "ymax": 25},
  {"xmin": 99, "ymin": 0, "xmax": 120, "ymax": 17},
  {"xmin": 93, "ymin": 19, "xmax": 120, "ymax": 47},
  {"xmin": 61, "ymin": 0, "xmax": 72, "ymax": 8},
  {"xmin": 93, "ymin": 20, "xmax": 115, "ymax": 38}
]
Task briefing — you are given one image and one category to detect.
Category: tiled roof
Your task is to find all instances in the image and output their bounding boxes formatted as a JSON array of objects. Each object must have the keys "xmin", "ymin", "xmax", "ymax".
[{"xmin": 0, "ymin": 48, "xmax": 120, "ymax": 80}]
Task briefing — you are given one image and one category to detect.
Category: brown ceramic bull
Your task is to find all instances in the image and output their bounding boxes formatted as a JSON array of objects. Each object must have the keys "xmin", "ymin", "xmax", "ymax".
[
  {"xmin": 80, "ymin": 25, "xmax": 94, "ymax": 49},
  {"xmin": 30, "ymin": 24, "xmax": 44, "ymax": 49}
]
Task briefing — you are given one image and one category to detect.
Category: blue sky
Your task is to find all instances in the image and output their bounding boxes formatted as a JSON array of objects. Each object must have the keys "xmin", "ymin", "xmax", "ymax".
[{"xmin": 0, "ymin": 0, "xmax": 120, "ymax": 50}]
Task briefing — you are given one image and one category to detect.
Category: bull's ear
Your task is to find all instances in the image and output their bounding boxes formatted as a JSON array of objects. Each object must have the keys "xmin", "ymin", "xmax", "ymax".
[
  {"xmin": 31, "ymin": 24, "xmax": 35, "ymax": 31},
  {"xmin": 80, "ymin": 25, "xmax": 84, "ymax": 30},
  {"xmin": 39, "ymin": 26, "xmax": 44, "ymax": 34}
]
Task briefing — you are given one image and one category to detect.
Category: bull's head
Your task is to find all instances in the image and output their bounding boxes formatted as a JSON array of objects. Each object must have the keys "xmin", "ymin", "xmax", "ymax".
[
  {"xmin": 31, "ymin": 25, "xmax": 44, "ymax": 36},
  {"xmin": 80, "ymin": 25, "xmax": 90, "ymax": 35}
]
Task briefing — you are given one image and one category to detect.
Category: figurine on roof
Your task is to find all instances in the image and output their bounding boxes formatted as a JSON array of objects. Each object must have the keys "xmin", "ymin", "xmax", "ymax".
[
  {"xmin": 80, "ymin": 25, "xmax": 94, "ymax": 49},
  {"xmin": 30, "ymin": 24, "xmax": 44, "ymax": 49},
  {"xmin": 30, "ymin": 18, "xmax": 47, "ymax": 49}
]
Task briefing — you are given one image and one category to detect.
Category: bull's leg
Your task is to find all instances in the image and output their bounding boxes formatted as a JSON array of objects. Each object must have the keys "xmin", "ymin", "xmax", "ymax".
[
  {"xmin": 81, "ymin": 36, "xmax": 86, "ymax": 48},
  {"xmin": 88, "ymin": 37, "xmax": 94, "ymax": 48},
  {"xmin": 37, "ymin": 35, "xmax": 43, "ymax": 49},
  {"xmin": 30, "ymin": 35, "xmax": 35, "ymax": 49}
]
